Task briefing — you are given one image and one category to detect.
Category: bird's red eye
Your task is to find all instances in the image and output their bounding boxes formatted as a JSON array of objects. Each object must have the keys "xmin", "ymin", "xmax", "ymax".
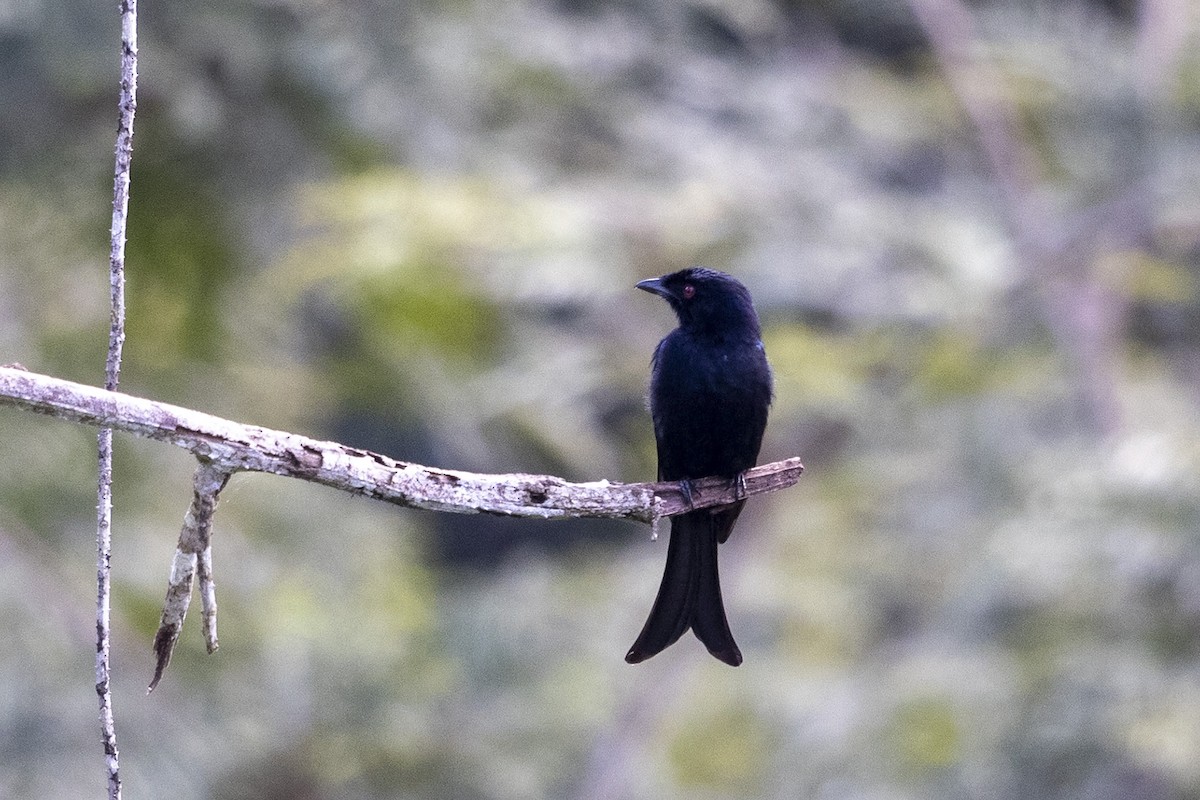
[{"xmin": 682, "ymin": 283, "xmax": 696, "ymax": 300}]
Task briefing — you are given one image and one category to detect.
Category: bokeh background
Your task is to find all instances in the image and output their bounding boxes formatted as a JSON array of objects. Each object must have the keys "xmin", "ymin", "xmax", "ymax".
[{"xmin": 3, "ymin": 0, "xmax": 1200, "ymax": 797}]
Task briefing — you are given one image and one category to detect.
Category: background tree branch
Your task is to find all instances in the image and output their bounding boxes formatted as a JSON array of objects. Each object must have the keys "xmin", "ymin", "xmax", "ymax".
[{"xmin": 906, "ymin": 0, "xmax": 1136, "ymax": 435}]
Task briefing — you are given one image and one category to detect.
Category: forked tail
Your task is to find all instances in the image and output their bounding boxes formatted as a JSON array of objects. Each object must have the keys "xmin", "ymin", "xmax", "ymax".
[{"xmin": 625, "ymin": 509, "xmax": 742, "ymax": 666}]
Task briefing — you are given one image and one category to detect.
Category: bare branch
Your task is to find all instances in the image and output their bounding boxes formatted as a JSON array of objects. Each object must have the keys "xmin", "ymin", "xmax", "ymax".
[
  {"xmin": 3, "ymin": 365, "xmax": 803, "ymax": 689},
  {"xmin": 0, "ymin": 366, "xmax": 804, "ymax": 523},
  {"xmin": 96, "ymin": 0, "xmax": 138, "ymax": 794},
  {"xmin": 149, "ymin": 463, "xmax": 229, "ymax": 692},
  {"xmin": 95, "ymin": 430, "xmax": 120, "ymax": 799},
  {"xmin": 197, "ymin": 544, "xmax": 219, "ymax": 655}
]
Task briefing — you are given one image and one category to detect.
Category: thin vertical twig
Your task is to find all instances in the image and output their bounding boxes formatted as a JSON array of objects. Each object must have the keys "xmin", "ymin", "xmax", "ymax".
[{"xmin": 97, "ymin": 0, "xmax": 137, "ymax": 797}]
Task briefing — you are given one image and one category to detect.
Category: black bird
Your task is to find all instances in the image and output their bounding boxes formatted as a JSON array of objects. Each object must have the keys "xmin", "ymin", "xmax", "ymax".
[{"xmin": 627, "ymin": 267, "xmax": 772, "ymax": 666}]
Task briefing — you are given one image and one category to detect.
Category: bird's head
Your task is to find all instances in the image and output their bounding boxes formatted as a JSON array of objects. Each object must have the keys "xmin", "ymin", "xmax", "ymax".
[{"xmin": 636, "ymin": 267, "xmax": 761, "ymax": 338}]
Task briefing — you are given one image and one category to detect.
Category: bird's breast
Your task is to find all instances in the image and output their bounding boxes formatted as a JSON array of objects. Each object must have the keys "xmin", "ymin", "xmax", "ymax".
[{"xmin": 649, "ymin": 332, "xmax": 772, "ymax": 479}]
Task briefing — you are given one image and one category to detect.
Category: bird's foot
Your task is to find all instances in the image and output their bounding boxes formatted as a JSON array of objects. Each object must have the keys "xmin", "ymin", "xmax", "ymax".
[
  {"xmin": 678, "ymin": 479, "xmax": 696, "ymax": 510},
  {"xmin": 731, "ymin": 472, "xmax": 748, "ymax": 501}
]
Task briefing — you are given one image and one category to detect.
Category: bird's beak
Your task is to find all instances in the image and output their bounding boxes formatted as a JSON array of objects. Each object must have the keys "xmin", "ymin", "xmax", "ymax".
[{"xmin": 636, "ymin": 277, "xmax": 670, "ymax": 298}]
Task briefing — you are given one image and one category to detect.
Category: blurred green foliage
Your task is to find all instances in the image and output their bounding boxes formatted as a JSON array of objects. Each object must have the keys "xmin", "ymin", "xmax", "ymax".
[{"xmin": 125, "ymin": 119, "xmax": 239, "ymax": 365}]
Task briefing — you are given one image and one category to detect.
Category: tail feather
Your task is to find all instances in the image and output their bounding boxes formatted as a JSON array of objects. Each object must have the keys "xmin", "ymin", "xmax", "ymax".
[
  {"xmin": 690, "ymin": 514, "xmax": 742, "ymax": 666},
  {"xmin": 624, "ymin": 514, "xmax": 696, "ymax": 662},
  {"xmin": 625, "ymin": 509, "xmax": 741, "ymax": 666}
]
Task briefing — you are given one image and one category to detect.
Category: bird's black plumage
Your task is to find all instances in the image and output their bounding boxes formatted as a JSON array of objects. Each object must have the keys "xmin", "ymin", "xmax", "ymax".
[{"xmin": 626, "ymin": 267, "xmax": 772, "ymax": 667}]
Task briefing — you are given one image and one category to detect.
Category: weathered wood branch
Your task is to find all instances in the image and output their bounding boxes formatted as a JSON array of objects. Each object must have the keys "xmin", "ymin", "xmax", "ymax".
[
  {"xmin": 2, "ymin": 364, "xmax": 804, "ymax": 689},
  {"xmin": 0, "ymin": 366, "xmax": 804, "ymax": 522},
  {"xmin": 148, "ymin": 462, "xmax": 229, "ymax": 692}
]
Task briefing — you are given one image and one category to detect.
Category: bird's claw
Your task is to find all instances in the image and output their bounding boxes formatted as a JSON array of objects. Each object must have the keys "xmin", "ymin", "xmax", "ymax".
[
  {"xmin": 678, "ymin": 479, "xmax": 696, "ymax": 510},
  {"xmin": 732, "ymin": 472, "xmax": 747, "ymax": 501}
]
